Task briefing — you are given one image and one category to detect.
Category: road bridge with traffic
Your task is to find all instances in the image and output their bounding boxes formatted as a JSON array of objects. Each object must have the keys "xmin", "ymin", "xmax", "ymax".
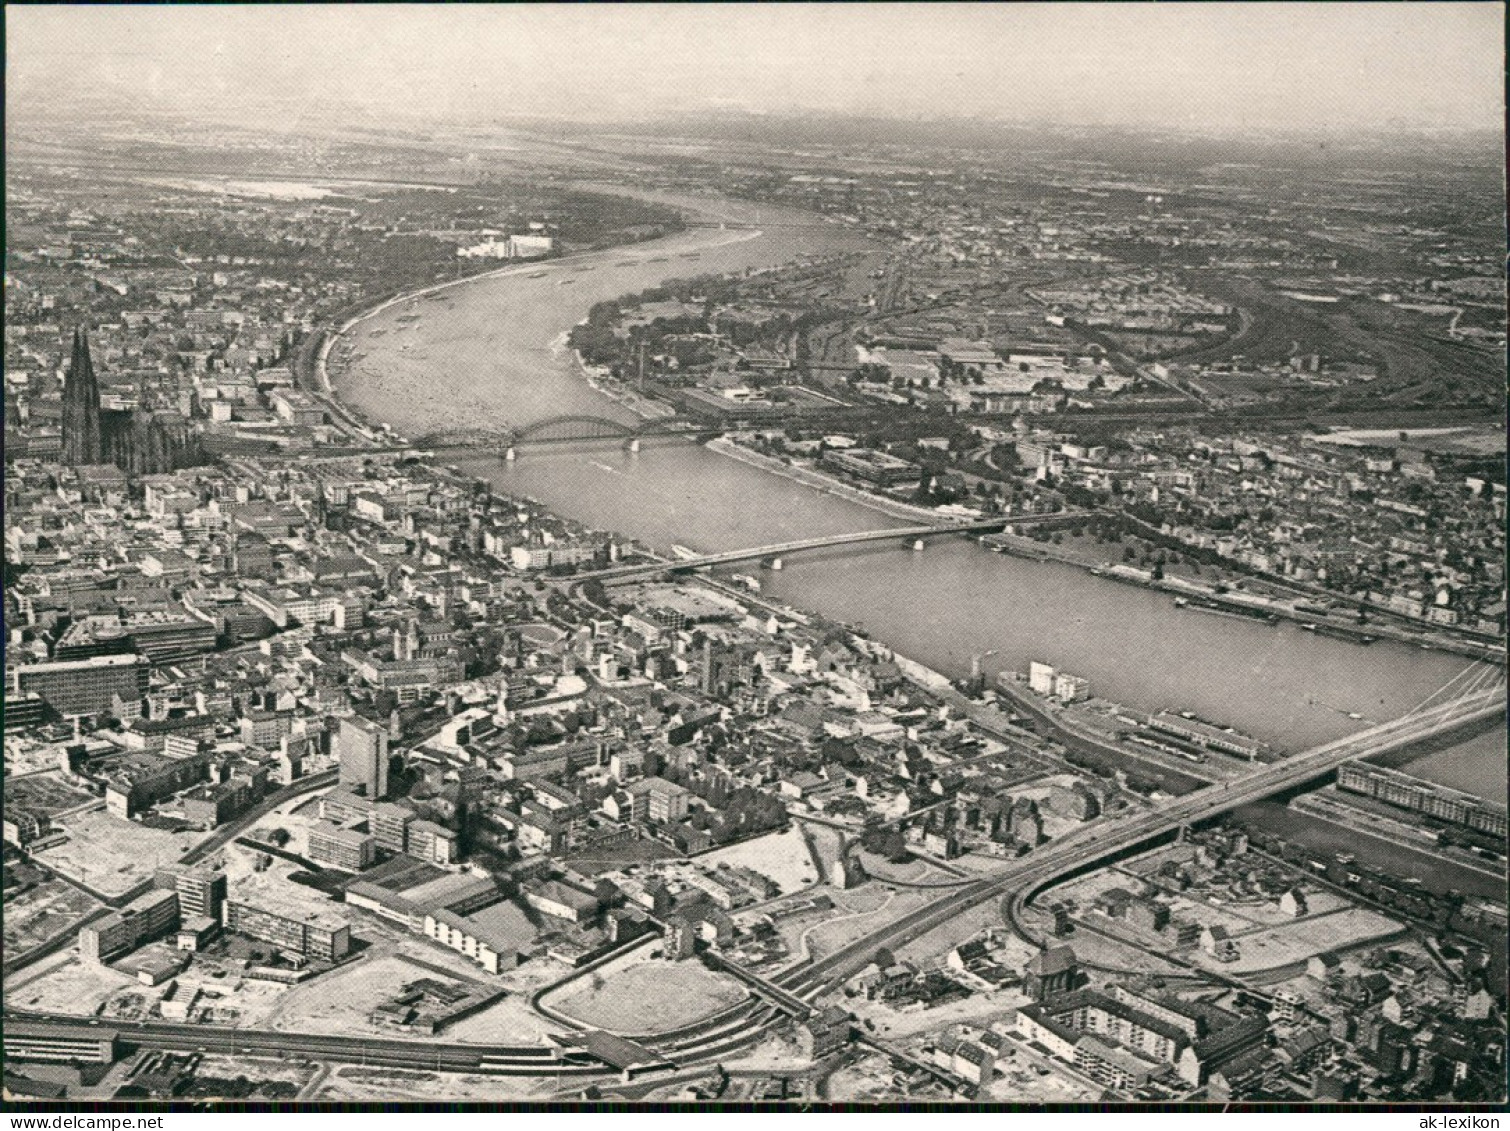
[
  {"xmin": 757, "ymin": 684, "xmax": 1506, "ymax": 1007},
  {"xmin": 8, "ymin": 686, "xmax": 1500, "ymax": 1078},
  {"xmin": 576, "ymin": 517, "xmax": 1014, "ymax": 583},
  {"xmin": 509, "ymin": 683, "xmax": 1505, "ymax": 1039}
]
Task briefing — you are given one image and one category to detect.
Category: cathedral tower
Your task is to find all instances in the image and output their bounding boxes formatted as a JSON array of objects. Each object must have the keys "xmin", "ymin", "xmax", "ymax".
[{"xmin": 61, "ymin": 327, "xmax": 102, "ymax": 465}]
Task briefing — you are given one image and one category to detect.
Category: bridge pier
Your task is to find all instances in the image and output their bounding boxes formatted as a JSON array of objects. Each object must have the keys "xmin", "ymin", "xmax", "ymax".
[
  {"xmin": 626, "ymin": 437, "xmax": 641, "ymax": 453},
  {"xmin": 504, "ymin": 447, "xmax": 516, "ymax": 462}
]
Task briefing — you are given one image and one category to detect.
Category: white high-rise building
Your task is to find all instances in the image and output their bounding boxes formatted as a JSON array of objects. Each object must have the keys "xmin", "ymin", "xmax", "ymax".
[
  {"xmin": 338, "ymin": 716, "xmax": 388, "ymax": 800},
  {"xmin": 1028, "ymin": 661, "xmax": 1057, "ymax": 697}
]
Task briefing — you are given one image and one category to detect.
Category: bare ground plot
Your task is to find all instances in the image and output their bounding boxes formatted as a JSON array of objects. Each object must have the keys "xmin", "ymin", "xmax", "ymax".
[
  {"xmin": 192, "ymin": 1054, "xmax": 318, "ymax": 1088},
  {"xmin": 722, "ymin": 1030, "xmax": 814, "ymax": 1073},
  {"xmin": 5, "ymin": 954, "xmax": 138, "ymax": 1016},
  {"xmin": 258, "ymin": 953, "xmax": 476, "ymax": 1037},
  {"xmin": 3, "ymin": 878, "xmax": 101, "ymax": 952},
  {"xmin": 697, "ymin": 827, "xmax": 818, "ymax": 894},
  {"xmin": 893, "ymin": 898, "xmax": 1020, "ymax": 971},
  {"xmin": 5, "ymin": 773, "xmax": 97, "ymax": 817},
  {"xmin": 441, "ymin": 990, "xmax": 552, "ymax": 1045},
  {"xmin": 388, "ymin": 929, "xmax": 547, "ymax": 986},
  {"xmin": 1159, "ymin": 893, "xmax": 1291, "ymax": 937},
  {"xmin": 824, "ymin": 1058, "xmax": 905, "ymax": 1103},
  {"xmin": 794, "ymin": 886, "xmax": 905, "ymax": 962},
  {"xmin": 765, "ymin": 884, "xmax": 936, "ymax": 964},
  {"xmin": 179, "ymin": 1054, "xmax": 319, "ymax": 1101},
  {"xmin": 247, "ymin": 801, "xmax": 332, "ymax": 860},
  {"xmin": 563, "ymin": 837, "xmax": 678, "ymax": 877},
  {"xmin": 314, "ymin": 1065, "xmax": 562, "ymax": 1102},
  {"xmin": 1033, "ymin": 913, "xmax": 1189, "ymax": 977},
  {"xmin": 1043, "ymin": 867, "xmax": 1149, "ymax": 908},
  {"xmin": 987, "ymin": 1059, "xmax": 1102, "ymax": 1103},
  {"xmin": 850, "ymin": 984, "xmax": 1029, "ymax": 1040},
  {"xmin": 184, "ymin": 971, "xmax": 289, "ymax": 1028},
  {"xmin": 546, "ymin": 954, "xmax": 745, "ymax": 1036},
  {"xmin": 1108, "ymin": 861, "xmax": 1353, "ymax": 928},
  {"xmin": 1210, "ymin": 908, "xmax": 1405, "ymax": 975},
  {"xmin": 1228, "ymin": 887, "xmax": 1353, "ymax": 928},
  {"xmin": 37, "ymin": 809, "xmax": 204, "ymax": 897}
]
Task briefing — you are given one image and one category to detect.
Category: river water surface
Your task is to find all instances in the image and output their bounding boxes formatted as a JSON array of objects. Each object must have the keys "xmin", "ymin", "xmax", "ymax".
[{"xmin": 333, "ymin": 192, "xmax": 1507, "ymax": 804}]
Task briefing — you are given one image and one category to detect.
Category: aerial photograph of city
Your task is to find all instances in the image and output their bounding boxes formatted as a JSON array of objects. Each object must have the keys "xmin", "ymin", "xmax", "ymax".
[{"xmin": 2, "ymin": 3, "xmax": 1505, "ymax": 1115}]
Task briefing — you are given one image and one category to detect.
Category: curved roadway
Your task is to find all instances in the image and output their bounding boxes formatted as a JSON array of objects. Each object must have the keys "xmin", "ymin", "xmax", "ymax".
[{"xmin": 9, "ymin": 688, "xmax": 1501, "ymax": 1079}]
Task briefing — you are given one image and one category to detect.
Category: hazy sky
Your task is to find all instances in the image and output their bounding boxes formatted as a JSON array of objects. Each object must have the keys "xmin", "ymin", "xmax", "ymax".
[{"xmin": 8, "ymin": 3, "xmax": 1505, "ymax": 132}]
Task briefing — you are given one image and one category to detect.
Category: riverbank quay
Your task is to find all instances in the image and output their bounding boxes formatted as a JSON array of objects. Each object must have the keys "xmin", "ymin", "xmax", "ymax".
[
  {"xmin": 707, "ymin": 437, "xmax": 950, "ymax": 525},
  {"xmin": 1289, "ymin": 790, "xmax": 1507, "ymax": 883},
  {"xmin": 979, "ymin": 527, "xmax": 1506, "ymax": 667},
  {"xmin": 570, "ymin": 348, "xmax": 679, "ymax": 423},
  {"xmin": 989, "ymin": 681, "xmax": 1212, "ymax": 796},
  {"xmin": 319, "ymin": 186, "xmax": 1502, "ymax": 804},
  {"xmin": 1112, "ymin": 513, "xmax": 1507, "ymax": 666},
  {"xmin": 313, "ymin": 223, "xmax": 767, "ymax": 418},
  {"xmin": 713, "ymin": 440, "xmax": 1507, "ymax": 669}
]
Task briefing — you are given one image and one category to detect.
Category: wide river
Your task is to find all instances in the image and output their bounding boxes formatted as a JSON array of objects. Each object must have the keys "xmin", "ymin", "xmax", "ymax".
[{"xmin": 334, "ymin": 191, "xmax": 1506, "ymax": 804}]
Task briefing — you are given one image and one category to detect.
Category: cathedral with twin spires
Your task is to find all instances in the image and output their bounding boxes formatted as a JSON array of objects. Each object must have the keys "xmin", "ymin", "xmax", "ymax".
[{"xmin": 61, "ymin": 327, "xmax": 202, "ymax": 475}]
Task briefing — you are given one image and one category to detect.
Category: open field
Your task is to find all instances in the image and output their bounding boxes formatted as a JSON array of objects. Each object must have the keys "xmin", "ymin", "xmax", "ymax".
[
  {"xmin": 4, "ymin": 772, "xmax": 97, "ymax": 817},
  {"xmin": 763, "ymin": 883, "xmax": 937, "ymax": 962},
  {"xmin": 793, "ymin": 885, "xmax": 901, "ymax": 962},
  {"xmin": 5, "ymin": 952, "xmax": 138, "ymax": 1016},
  {"xmin": 1030, "ymin": 911, "xmax": 1189, "ymax": 977},
  {"xmin": 1215, "ymin": 907, "xmax": 1405, "ymax": 975},
  {"xmin": 1313, "ymin": 425, "xmax": 1506, "ymax": 455},
  {"xmin": 891, "ymin": 898, "xmax": 1017, "ymax": 970},
  {"xmin": 36, "ymin": 808, "xmax": 204, "ymax": 897},
  {"xmin": 314, "ymin": 1065, "xmax": 562, "ymax": 1102},
  {"xmin": 258, "ymin": 952, "xmax": 483, "ymax": 1036},
  {"xmin": 697, "ymin": 826, "xmax": 819, "ymax": 893},
  {"xmin": 547, "ymin": 952, "xmax": 745, "ymax": 1035},
  {"xmin": 441, "ymin": 988, "xmax": 552, "ymax": 1045},
  {"xmin": 3, "ymin": 878, "xmax": 101, "ymax": 952}
]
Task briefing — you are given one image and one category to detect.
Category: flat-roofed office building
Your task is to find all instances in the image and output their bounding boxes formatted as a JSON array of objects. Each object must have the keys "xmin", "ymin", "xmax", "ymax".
[{"xmin": 13, "ymin": 654, "xmax": 149, "ymax": 717}]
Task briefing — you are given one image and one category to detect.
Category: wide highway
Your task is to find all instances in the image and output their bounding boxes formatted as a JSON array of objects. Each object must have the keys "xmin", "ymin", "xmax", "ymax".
[
  {"xmin": 8, "ymin": 686, "xmax": 1500, "ymax": 1077},
  {"xmin": 770, "ymin": 684, "xmax": 1506, "ymax": 1001}
]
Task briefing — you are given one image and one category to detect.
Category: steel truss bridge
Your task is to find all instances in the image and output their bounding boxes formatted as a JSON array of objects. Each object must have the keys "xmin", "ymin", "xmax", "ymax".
[{"xmin": 412, "ymin": 414, "xmax": 705, "ymax": 452}]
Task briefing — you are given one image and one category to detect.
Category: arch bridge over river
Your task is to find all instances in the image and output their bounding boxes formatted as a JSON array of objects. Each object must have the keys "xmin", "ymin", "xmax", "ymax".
[{"xmin": 412, "ymin": 413, "xmax": 713, "ymax": 453}]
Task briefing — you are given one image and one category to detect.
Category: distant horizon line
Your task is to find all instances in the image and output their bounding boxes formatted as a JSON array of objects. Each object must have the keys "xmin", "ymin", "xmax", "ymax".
[{"xmin": 8, "ymin": 102, "xmax": 1505, "ymax": 143}]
